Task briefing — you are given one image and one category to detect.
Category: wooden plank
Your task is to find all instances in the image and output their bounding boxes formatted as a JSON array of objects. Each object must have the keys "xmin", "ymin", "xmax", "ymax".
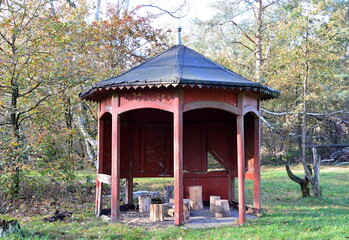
[{"xmin": 97, "ymin": 174, "xmax": 112, "ymax": 184}]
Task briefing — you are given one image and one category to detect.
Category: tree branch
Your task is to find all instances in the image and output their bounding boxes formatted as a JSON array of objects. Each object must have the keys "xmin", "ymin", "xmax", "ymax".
[
  {"xmin": 141, "ymin": 1, "xmax": 188, "ymax": 19},
  {"xmin": 261, "ymin": 108, "xmax": 349, "ymax": 116},
  {"xmin": 230, "ymin": 41, "xmax": 254, "ymax": 52},
  {"xmin": 227, "ymin": 19, "xmax": 255, "ymax": 44}
]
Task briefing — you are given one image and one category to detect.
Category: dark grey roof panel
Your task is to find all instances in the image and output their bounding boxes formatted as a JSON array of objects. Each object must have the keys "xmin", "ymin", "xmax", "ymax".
[{"xmin": 80, "ymin": 45, "xmax": 279, "ymax": 100}]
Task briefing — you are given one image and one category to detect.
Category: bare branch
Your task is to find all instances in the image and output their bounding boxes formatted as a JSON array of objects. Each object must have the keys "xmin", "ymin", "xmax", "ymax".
[
  {"xmin": 66, "ymin": 0, "xmax": 76, "ymax": 8},
  {"xmin": 263, "ymin": 2, "xmax": 275, "ymax": 11},
  {"xmin": 19, "ymin": 81, "xmax": 43, "ymax": 98},
  {"xmin": 336, "ymin": 162, "xmax": 349, "ymax": 166},
  {"xmin": 261, "ymin": 108, "xmax": 349, "ymax": 116},
  {"xmin": 227, "ymin": 19, "xmax": 255, "ymax": 44},
  {"xmin": 141, "ymin": 1, "xmax": 188, "ymax": 19},
  {"xmin": 18, "ymin": 94, "xmax": 52, "ymax": 117},
  {"xmin": 230, "ymin": 41, "xmax": 254, "ymax": 52}
]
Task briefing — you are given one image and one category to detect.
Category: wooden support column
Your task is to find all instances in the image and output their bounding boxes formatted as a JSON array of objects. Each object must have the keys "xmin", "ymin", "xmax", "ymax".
[
  {"xmin": 111, "ymin": 94, "xmax": 121, "ymax": 222},
  {"xmin": 173, "ymin": 90, "xmax": 184, "ymax": 225},
  {"xmin": 253, "ymin": 116, "xmax": 261, "ymax": 213},
  {"xmin": 237, "ymin": 114, "xmax": 246, "ymax": 224},
  {"xmin": 95, "ymin": 180, "xmax": 103, "ymax": 216},
  {"xmin": 96, "ymin": 107, "xmax": 104, "ymax": 216},
  {"xmin": 125, "ymin": 177, "xmax": 134, "ymax": 204}
]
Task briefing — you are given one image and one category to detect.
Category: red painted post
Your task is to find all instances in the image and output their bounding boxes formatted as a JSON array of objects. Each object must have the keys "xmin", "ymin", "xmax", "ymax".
[
  {"xmin": 111, "ymin": 94, "xmax": 120, "ymax": 222},
  {"xmin": 253, "ymin": 116, "xmax": 261, "ymax": 213},
  {"xmin": 174, "ymin": 90, "xmax": 184, "ymax": 225},
  {"xmin": 96, "ymin": 107, "xmax": 104, "ymax": 215},
  {"xmin": 95, "ymin": 180, "xmax": 103, "ymax": 216},
  {"xmin": 237, "ymin": 114, "xmax": 246, "ymax": 224},
  {"xmin": 125, "ymin": 177, "xmax": 133, "ymax": 204}
]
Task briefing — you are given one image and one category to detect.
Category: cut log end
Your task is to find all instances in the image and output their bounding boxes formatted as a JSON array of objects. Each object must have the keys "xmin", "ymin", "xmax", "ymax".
[
  {"xmin": 150, "ymin": 204, "xmax": 164, "ymax": 222},
  {"xmin": 138, "ymin": 195, "xmax": 151, "ymax": 213},
  {"xmin": 189, "ymin": 185, "xmax": 203, "ymax": 210},
  {"xmin": 209, "ymin": 195, "xmax": 221, "ymax": 213},
  {"xmin": 214, "ymin": 200, "xmax": 231, "ymax": 218}
]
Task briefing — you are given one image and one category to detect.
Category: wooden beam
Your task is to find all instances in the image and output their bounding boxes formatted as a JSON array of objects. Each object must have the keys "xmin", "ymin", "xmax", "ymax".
[
  {"xmin": 237, "ymin": 114, "xmax": 246, "ymax": 224},
  {"xmin": 97, "ymin": 174, "xmax": 112, "ymax": 184},
  {"xmin": 173, "ymin": 90, "xmax": 184, "ymax": 225},
  {"xmin": 111, "ymin": 93, "xmax": 121, "ymax": 222},
  {"xmin": 253, "ymin": 116, "xmax": 261, "ymax": 214}
]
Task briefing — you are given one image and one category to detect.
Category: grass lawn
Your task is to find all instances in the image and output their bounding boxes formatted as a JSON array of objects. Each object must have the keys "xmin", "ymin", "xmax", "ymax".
[{"xmin": 1, "ymin": 166, "xmax": 348, "ymax": 239}]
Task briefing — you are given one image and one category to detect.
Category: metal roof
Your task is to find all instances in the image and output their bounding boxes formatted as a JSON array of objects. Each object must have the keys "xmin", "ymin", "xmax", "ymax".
[{"xmin": 79, "ymin": 45, "xmax": 279, "ymax": 101}]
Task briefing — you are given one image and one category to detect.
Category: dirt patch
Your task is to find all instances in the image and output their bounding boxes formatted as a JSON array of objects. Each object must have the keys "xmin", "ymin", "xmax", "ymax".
[{"xmin": 103, "ymin": 211, "xmax": 175, "ymax": 230}]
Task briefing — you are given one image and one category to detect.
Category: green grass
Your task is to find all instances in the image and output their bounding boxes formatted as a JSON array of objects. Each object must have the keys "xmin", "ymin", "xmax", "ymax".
[{"xmin": 1, "ymin": 166, "xmax": 348, "ymax": 240}]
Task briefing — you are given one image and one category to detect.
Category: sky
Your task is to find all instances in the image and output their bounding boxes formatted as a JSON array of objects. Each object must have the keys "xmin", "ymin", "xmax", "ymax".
[
  {"xmin": 101, "ymin": 0, "xmax": 216, "ymax": 30},
  {"xmin": 133, "ymin": 0, "xmax": 217, "ymax": 42}
]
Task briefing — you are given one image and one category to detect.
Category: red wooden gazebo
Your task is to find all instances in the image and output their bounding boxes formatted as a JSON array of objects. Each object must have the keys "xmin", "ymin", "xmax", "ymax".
[{"xmin": 79, "ymin": 44, "xmax": 279, "ymax": 225}]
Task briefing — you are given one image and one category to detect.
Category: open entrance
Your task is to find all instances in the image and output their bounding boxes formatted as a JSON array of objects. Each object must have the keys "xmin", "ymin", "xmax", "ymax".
[{"xmin": 183, "ymin": 108, "xmax": 237, "ymax": 203}]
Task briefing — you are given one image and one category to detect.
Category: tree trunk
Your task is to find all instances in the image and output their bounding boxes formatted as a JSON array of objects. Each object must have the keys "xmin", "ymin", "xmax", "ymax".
[
  {"xmin": 311, "ymin": 147, "xmax": 321, "ymax": 198},
  {"xmin": 285, "ymin": 165, "xmax": 310, "ymax": 197},
  {"xmin": 95, "ymin": 0, "xmax": 101, "ymax": 20},
  {"xmin": 255, "ymin": 0, "xmax": 264, "ymax": 83},
  {"xmin": 74, "ymin": 103, "xmax": 97, "ymax": 164}
]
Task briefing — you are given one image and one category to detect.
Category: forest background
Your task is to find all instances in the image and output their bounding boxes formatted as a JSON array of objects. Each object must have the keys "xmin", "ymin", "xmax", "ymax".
[{"xmin": 0, "ymin": 0, "xmax": 348, "ymax": 204}]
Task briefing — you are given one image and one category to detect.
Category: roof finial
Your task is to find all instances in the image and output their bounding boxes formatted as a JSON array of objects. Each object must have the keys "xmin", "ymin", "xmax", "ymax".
[{"xmin": 177, "ymin": 26, "xmax": 182, "ymax": 45}]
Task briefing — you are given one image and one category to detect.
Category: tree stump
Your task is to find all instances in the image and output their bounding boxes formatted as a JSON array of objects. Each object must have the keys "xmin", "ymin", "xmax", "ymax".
[
  {"xmin": 189, "ymin": 185, "xmax": 203, "ymax": 210},
  {"xmin": 164, "ymin": 185, "xmax": 174, "ymax": 203},
  {"xmin": 215, "ymin": 200, "xmax": 231, "ymax": 217},
  {"xmin": 164, "ymin": 199, "xmax": 190, "ymax": 222},
  {"xmin": 138, "ymin": 195, "xmax": 151, "ymax": 213},
  {"xmin": 150, "ymin": 204, "xmax": 164, "ymax": 222},
  {"xmin": 209, "ymin": 195, "xmax": 221, "ymax": 213},
  {"xmin": 183, "ymin": 199, "xmax": 191, "ymax": 222}
]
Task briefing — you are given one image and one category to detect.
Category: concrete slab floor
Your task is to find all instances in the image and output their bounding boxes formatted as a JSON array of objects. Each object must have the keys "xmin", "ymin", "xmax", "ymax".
[
  {"xmin": 111, "ymin": 207, "xmax": 256, "ymax": 229},
  {"xmin": 183, "ymin": 207, "xmax": 255, "ymax": 229}
]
